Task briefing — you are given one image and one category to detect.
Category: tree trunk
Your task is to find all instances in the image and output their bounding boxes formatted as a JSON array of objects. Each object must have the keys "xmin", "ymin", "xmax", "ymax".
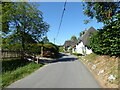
[{"xmin": 41, "ymin": 45, "xmax": 43, "ymax": 57}]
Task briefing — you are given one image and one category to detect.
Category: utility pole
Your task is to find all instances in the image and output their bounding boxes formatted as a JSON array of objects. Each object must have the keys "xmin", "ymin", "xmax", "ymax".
[{"xmin": 54, "ymin": 38, "xmax": 55, "ymax": 44}]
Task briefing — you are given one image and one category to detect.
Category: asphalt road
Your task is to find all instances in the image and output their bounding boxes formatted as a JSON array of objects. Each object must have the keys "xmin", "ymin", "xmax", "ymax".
[{"xmin": 7, "ymin": 54, "xmax": 101, "ymax": 88}]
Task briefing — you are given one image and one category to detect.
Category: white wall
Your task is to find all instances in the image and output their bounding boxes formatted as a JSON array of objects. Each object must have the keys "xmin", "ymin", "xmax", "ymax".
[
  {"xmin": 75, "ymin": 42, "xmax": 92, "ymax": 55},
  {"xmin": 85, "ymin": 47, "xmax": 92, "ymax": 55},
  {"xmin": 72, "ymin": 48, "xmax": 75, "ymax": 53},
  {"xmin": 76, "ymin": 42, "xmax": 84, "ymax": 54}
]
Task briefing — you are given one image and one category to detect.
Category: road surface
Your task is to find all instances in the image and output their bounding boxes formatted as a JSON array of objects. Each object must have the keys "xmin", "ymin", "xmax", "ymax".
[{"xmin": 7, "ymin": 53, "xmax": 101, "ymax": 88}]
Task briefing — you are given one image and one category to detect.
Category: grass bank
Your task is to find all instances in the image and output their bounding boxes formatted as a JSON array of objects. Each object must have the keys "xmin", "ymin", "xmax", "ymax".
[
  {"xmin": 78, "ymin": 53, "xmax": 119, "ymax": 88},
  {"xmin": 2, "ymin": 58, "xmax": 43, "ymax": 88},
  {"xmin": 72, "ymin": 53, "xmax": 83, "ymax": 56}
]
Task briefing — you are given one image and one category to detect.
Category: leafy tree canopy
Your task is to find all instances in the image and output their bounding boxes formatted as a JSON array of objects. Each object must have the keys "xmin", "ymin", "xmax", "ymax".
[
  {"xmin": 79, "ymin": 30, "xmax": 86, "ymax": 37},
  {"xmin": 2, "ymin": 2, "xmax": 49, "ymax": 50},
  {"xmin": 82, "ymin": 2, "xmax": 120, "ymax": 24},
  {"xmin": 71, "ymin": 35, "xmax": 77, "ymax": 41}
]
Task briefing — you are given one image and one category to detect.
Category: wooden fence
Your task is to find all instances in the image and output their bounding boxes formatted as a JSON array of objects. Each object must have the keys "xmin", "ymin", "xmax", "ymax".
[{"xmin": 1, "ymin": 50, "xmax": 24, "ymax": 59}]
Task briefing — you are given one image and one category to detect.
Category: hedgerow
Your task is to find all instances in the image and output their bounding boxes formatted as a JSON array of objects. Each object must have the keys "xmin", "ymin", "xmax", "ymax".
[{"xmin": 90, "ymin": 14, "xmax": 120, "ymax": 56}]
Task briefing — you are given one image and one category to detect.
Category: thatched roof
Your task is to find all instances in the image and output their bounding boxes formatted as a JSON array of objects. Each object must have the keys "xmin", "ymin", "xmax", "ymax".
[
  {"xmin": 63, "ymin": 27, "xmax": 96, "ymax": 48},
  {"xmin": 79, "ymin": 27, "xmax": 96, "ymax": 46},
  {"xmin": 64, "ymin": 40, "xmax": 77, "ymax": 48}
]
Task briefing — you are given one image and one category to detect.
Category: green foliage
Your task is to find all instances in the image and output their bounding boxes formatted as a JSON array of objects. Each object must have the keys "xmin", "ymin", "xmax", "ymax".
[
  {"xmin": 2, "ymin": 32, "xmax": 37, "ymax": 50},
  {"xmin": 2, "ymin": 43, "xmax": 22, "ymax": 50},
  {"xmin": 43, "ymin": 43, "xmax": 59, "ymax": 58},
  {"xmin": 83, "ymin": 2, "xmax": 119, "ymax": 24},
  {"xmin": 2, "ymin": 58, "xmax": 30, "ymax": 73},
  {"xmin": 90, "ymin": 18, "xmax": 120, "ymax": 56},
  {"xmin": 27, "ymin": 44, "xmax": 42, "ymax": 54},
  {"xmin": 1, "ymin": 42, "xmax": 60, "ymax": 57},
  {"xmin": 42, "ymin": 36, "xmax": 49, "ymax": 44},
  {"xmin": 68, "ymin": 47, "xmax": 73, "ymax": 54},
  {"xmin": 59, "ymin": 46, "xmax": 65, "ymax": 52},
  {"xmin": 2, "ymin": 61, "xmax": 43, "ymax": 88},
  {"xmin": 2, "ymin": 2, "xmax": 49, "ymax": 50},
  {"xmin": 71, "ymin": 35, "xmax": 77, "ymax": 41},
  {"xmin": 2, "ymin": 2, "xmax": 14, "ymax": 34},
  {"xmin": 72, "ymin": 53, "xmax": 83, "ymax": 56},
  {"xmin": 83, "ymin": 20, "xmax": 92, "ymax": 24},
  {"xmin": 84, "ymin": 53, "xmax": 98, "ymax": 61},
  {"xmin": 79, "ymin": 30, "xmax": 85, "ymax": 37},
  {"xmin": 83, "ymin": 2, "xmax": 120, "ymax": 57}
]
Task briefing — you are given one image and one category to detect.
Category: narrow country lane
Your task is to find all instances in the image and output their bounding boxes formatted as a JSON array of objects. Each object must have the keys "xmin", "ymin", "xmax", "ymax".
[{"xmin": 7, "ymin": 54, "xmax": 101, "ymax": 88}]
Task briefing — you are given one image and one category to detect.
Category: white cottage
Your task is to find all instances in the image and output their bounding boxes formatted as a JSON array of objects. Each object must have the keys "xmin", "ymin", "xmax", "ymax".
[
  {"xmin": 64, "ymin": 40, "xmax": 77, "ymax": 53},
  {"xmin": 73, "ymin": 27, "xmax": 96, "ymax": 55},
  {"xmin": 75, "ymin": 41, "xmax": 92, "ymax": 55}
]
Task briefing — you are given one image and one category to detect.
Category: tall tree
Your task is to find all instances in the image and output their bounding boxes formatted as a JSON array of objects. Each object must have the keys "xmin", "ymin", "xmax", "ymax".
[
  {"xmin": 2, "ymin": 2, "xmax": 49, "ymax": 50},
  {"xmin": 71, "ymin": 35, "xmax": 77, "ymax": 41}
]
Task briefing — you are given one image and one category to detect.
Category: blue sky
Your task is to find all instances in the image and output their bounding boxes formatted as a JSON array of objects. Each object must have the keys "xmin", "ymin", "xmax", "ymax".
[{"xmin": 37, "ymin": 2, "xmax": 104, "ymax": 45}]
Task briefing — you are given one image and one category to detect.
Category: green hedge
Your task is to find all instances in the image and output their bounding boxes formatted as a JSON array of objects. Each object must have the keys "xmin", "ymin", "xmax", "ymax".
[
  {"xmin": 43, "ymin": 43, "xmax": 59, "ymax": 58},
  {"xmin": 2, "ymin": 42, "xmax": 59, "ymax": 58},
  {"xmin": 27, "ymin": 44, "xmax": 42, "ymax": 54},
  {"xmin": 90, "ymin": 17, "xmax": 120, "ymax": 56}
]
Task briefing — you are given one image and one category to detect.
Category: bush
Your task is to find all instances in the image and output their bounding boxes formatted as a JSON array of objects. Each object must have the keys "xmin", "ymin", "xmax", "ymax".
[
  {"xmin": 43, "ymin": 43, "xmax": 59, "ymax": 58},
  {"xmin": 27, "ymin": 44, "xmax": 42, "ymax": 54}
]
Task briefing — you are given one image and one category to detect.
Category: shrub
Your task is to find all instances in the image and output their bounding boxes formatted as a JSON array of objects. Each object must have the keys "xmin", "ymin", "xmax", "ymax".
[
  {"xmin": 27, "ymin": 44, "xmax": 42, "ymax": 54},
  {"xmin": 43, "ymin": 43, "xmax": 59, "ymax": 58}
]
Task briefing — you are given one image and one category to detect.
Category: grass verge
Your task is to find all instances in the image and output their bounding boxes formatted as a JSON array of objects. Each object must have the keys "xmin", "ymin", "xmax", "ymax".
[
  {"xmin": 72, "ymin": 53, "xmax": 83, "ymax": 56},
  {"xmin": 83, "ymin": 53, "xmax": 99, "ymax": 61},
  {"xmin": 2, "ymin": 58, "xmax": 43, "ymax": 88}
]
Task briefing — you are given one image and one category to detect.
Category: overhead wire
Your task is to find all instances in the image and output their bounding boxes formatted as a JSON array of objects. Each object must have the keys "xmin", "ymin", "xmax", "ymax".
[{"xmin": 55, "ymin": 0, "xmax": 67, "ymax": 44}]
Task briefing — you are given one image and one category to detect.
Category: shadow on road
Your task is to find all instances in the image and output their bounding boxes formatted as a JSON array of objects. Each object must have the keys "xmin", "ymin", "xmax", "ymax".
[
  {"xmin": 59, "ymin": 53, "xmax": 68, "ymax": 57},
  {"xmin": 38, "ymin": 54, "xmax": 78, "ymax": 64}
]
